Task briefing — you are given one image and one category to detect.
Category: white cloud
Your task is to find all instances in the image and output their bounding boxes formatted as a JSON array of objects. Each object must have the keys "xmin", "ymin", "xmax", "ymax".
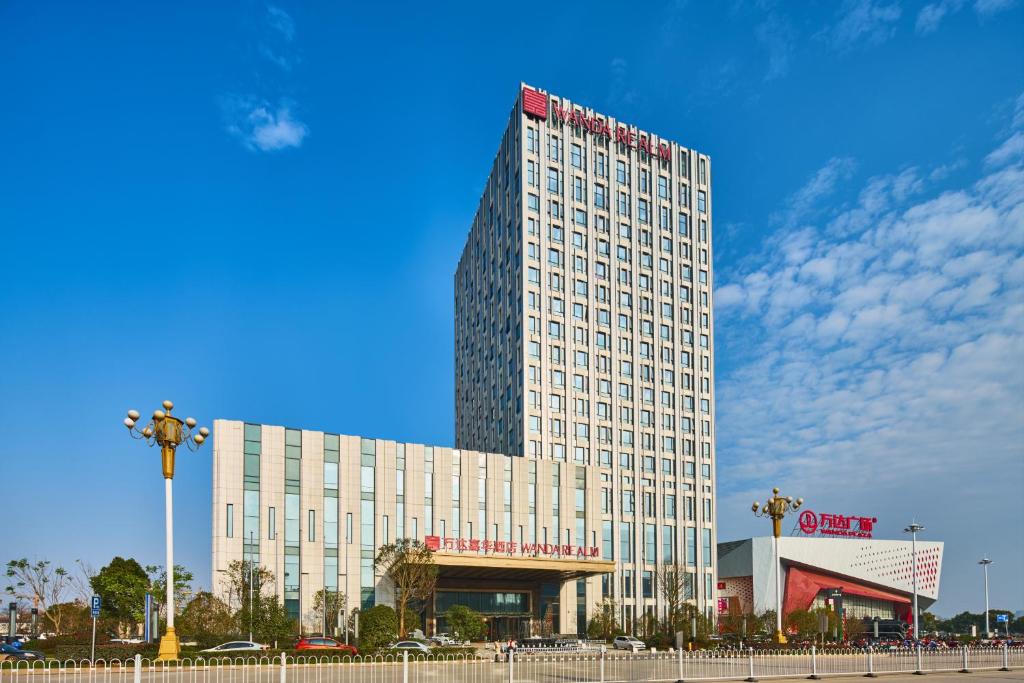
[
  {"xmin": 916, "ymin": 0, "xmax": 966, "ymax": 33},
  {"xmin": 714, "ymin": 119, "xmax": 1024, "ymax": 614},
  {"xmin": 775, "ymin": 157, "xmax": 856, "ymax": 227},
  {"xmin": 755, "ymin": 14, "xmax": 796, "ymax": 81},
  {"xmin": 826, "ymin": 0, "xmax": 903, "ymax": 49},
  {"xmin": 985, "ymin": 131, "xmax": 1024, "ymax": 167},
  {"xmin": 265, "ymin": 5, "xmax": 295, "ymax": 41},
  {"xmin": 974, "ymin": 0, "xmax": 1018, "ymax": 14},
  {"xmin": 223, "ymin": 97, "xmax": 309, "ymax": 152}
]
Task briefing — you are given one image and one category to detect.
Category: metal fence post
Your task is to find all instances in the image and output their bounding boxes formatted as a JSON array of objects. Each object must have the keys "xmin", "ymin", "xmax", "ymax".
[
  {"xmin": 1000, "ymin": 642, "xmax": 1010, "ymax": 672},
  {"xmin": 745, "ymin": 647, "xmax": 757, "ymax": 682},
  {"xmin": 508, "ymin": 648, "xmax": 515, "ymax": 683},
  {"xmin": 280, "ymin": 651, "xmax": 287, "ymax": 683},
  {"xmin": 914, "ymin": 644, "xmax": 924, "ymax": 675},
  {"xmin": 865, "ymin": 646, "xmax": 876, "ymax": 678},
  {"xmin": 809, "ymin": 645, "xmax": 820, "ymax": 680},
  {"xmin": 959, "ymin": 646, "xmax": 969, "ymax": 674},
  {"xmin": 676, "ymin": 645, "xmax": 684, "ymax": 683},
  {"xmin": 134, "ymin": 654, "xmax": 142, "ymax": 683},
  {"xmin": 403, "ymin": 650, "xmax": 409, "ymax": 683},
  {"xmin": 601, "ymin": 646, "xmax": 607, "ymax": 683}
]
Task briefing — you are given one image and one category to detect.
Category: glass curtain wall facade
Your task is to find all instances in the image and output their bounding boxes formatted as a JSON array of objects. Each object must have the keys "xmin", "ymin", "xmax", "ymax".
[{"xmin": 454, "ymin": 84, "xmax": 718, "ymax": 626}]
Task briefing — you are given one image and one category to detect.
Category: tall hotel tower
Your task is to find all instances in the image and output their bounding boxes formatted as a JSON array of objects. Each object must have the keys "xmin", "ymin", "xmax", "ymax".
[{"xmin": 455, "ymin": 85, "xmax": 718, "ymax": 619}]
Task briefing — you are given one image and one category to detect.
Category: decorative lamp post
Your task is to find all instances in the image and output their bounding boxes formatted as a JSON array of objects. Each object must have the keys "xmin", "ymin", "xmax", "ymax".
[
  {"xmin": 903, "ymin": 521, "xmax": 924, "ymax": 641},
  {"xmin": 124, "ymin": 400, "xmax": 208, "ymax": 661},
  {"xmin": 979, "ymin": 557, "xmax": 993, "ymax": 637},
  {"xmin": 752, "ymin": 487, "xmax": 804, "ymax": 644}
]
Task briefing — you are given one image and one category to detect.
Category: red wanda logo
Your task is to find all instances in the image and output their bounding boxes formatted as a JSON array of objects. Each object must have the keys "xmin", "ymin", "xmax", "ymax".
[
  {"xmin": 522, "ymin": 87, "xmax": 548, "ymax": 120},
  {"xmin": 799, "ymin": 509, "xmax": 819, "ymax": 534}
]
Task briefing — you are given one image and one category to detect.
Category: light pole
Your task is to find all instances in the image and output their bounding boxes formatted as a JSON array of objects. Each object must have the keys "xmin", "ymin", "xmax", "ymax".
[
  {"xmin": 979, "ymin": 557, "xmax": 993, "ymax": 637},
  {"xmin": 752, "ymin": 487, "xmax": 804, "ymax": 644},
  {"xmin": 124, "ymin": 400, "xmax": 208, "ymax": 661},
  {"xmin": 903, "ymin": 521, "xmax": 924, "ymax": 641},
  {"xmin": 249, "ymin": 531, "xmax": 255, "ymax": 642}
]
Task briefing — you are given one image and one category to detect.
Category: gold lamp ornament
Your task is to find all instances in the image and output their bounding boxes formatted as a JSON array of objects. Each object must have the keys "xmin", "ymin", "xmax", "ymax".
[
  {"xmin": 752, "ymin": 488, "xmax": 804, "ymax": 644},
  {"xmin": 124, "ymin": 400, "xmax": 208, "ymax": 660}
]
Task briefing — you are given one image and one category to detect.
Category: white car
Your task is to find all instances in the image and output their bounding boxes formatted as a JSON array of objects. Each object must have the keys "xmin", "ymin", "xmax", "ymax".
[
  {"xmin": 200, "ymin": 641, "xmax": 268, "ymax": 653},
  {"xmin": 612, "ymin": 636, "xmax": 646, "ymax": 651},
  {"xmin": 430, "ymin": 634, "xmax": 455, "ymax": 646},
  {"xmin": 391, "ymin": 641, "xmax": 431, "ymax": 653}
]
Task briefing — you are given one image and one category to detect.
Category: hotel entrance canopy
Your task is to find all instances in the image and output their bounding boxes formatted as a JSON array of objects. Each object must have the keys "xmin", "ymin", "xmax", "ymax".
[{"xmin": 433, "ymin": 552, "xmax": 615, "ymax": 583}]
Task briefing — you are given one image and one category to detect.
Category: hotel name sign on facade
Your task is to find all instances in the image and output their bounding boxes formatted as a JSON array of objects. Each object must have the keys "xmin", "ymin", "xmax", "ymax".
[
  {"xmin": 425, "ymin": 534, "xmax": 601, "ymax": 559},
  {"xmin": 522, "ymin": 87, "xmax": 672, "ymax": 162}
]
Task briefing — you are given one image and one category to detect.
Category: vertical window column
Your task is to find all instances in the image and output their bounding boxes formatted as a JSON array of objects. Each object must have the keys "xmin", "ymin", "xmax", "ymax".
[
  {"xmin": 452, "ymin": 451, "xmax": 461, "ymax": 537},
  {"xmin": 424, "ymin": 447, "xmax": 434, "ymax": 536},
  {"xmin": 396, "ymin": 445, "xmax": 405, "ymax": 540},
  {"xmin": 359, "ymin": 438, "xmax": 376, "ymax": 609},
  {"xmin": 243, "ymin": 424, "xmax": 261, "ymax": 561},
  {"xmin": 283, "ymin": 428, "xmax": 301, "ymax": 619},
  {"xmin": 324, "ymin": 434, "xmax": 339, "ymax": 601}
]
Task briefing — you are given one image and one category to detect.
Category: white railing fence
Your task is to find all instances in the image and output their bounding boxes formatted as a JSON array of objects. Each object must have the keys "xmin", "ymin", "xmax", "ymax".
[{"xmin": 0, "ymin": 645, "xmax": 1019, "ymax": 683}]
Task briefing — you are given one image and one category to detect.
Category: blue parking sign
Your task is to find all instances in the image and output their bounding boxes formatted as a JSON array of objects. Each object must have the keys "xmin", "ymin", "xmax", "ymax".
[{"xmin": 91, "ymin": 595, "xmax": 101, "ymax": 617}]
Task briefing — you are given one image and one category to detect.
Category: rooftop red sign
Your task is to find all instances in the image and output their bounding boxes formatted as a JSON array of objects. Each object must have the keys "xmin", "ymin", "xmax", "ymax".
[
  {"xmin": 798, "ymin": 509, "xmax": 877, "ymax": 539},
  {"xmin": 522, "ymin": 87, "xmax": 549, "ymax": 119},
  {"xmin": 424, "ymin": 534, "xmax": 600, "ymax": 559},
  {"xmin": 521, "ymin": 87, "xmax": 671, "ymax": 161}
]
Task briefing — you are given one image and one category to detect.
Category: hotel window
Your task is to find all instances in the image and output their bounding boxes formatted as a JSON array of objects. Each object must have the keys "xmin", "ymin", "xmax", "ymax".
[
  {"xmin": 527, "ymin": 127, "xmax": 538, "ymax": 153},
  {"xmin": 686, "ymin": 527, "xmax": 697, "ymax": 566},
  {"xmin": 616, "ymin": 160, "xmax": 627, "ymax": 184},
  {"xmin": 644, "ymin": 524, "xmax": 656, "ymax": 562},
  {"xmin": 268, "ymin": 507, "xmax": 276, "ymax": 540},
  {"xmin": 657, "ymin": 176, "xmax": 669, "ymax": 199},
  {"xmin": 663, "ymin": 526, "xmax": 675, "ymax": 563},
  {"xmin": 702, "ymin": 528, "xmax": 713, "ymax": 567},
  {"xmin": 619, "ymin": 522, "xmax": 632, "ymax": 562},
  {"xmin": 642, "ymin": 570, "xmax": 653, "ymax": 598},
  {"xmin": 571, "ymin": 143, "xmax": 582, "ymax": 168},
  {"xmin": 226, "ymin": 504, "xmax": 233, "ymax": 538},
  {"xmin": 308, "ymin": 510, "xmax": 315, "ymax": 542},
  {"xmin": 595, "ymin": 152, "xmax": 607, "ymax": 177},
  {"xmin": 697, "ymin": 191, "xmax": 706, "ymax": 213}
]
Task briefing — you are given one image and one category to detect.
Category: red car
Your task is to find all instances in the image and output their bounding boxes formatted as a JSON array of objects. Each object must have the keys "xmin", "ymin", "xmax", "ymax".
[{"xmin": 295, "ymin": 637, "xmax": 358, "ymax": 655}]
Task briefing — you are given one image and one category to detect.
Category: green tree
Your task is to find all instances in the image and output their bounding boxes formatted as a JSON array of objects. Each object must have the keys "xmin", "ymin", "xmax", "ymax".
[
  {"xmin": 311, "ymin": 589, "xmax": 347, "ymax": 636},
  {"xmin": 4, "ymin": 558, "xmax": 75, "ymax": 634},
  {"xmin": 586, "ymin": 598, "xmax": 620, "ymax": 640},
  {"xmin": 655, "ymin": 565, "xmax": 693, "ymax": 635},
  {"xmin": 785, "ymin": 609, "xmax": 818, "ymax": 638},
  {"xmin": 358, "ymin": 604, "xmax": 399, "ymax": 650},
  {"xmin": 91, "ymin": 557, "xmax": 150, "ymax": 636},
  {"xmin": 220, "ymin": 560, "xmax": 275, "ymax": 611},
  {"xmin": 178, "ymin": 592, "xmax": 235, "ymax": 638},
  {"xmin": 374, "ymin": 539, "xmax": 437, "ymax": 638},
  {"xmin": 444, "ymin": 605, "xmax": 486, "ymax": 641},
  {"xmin": 145, "ymin": 564, "xmax": 194, "ymax": 619}
]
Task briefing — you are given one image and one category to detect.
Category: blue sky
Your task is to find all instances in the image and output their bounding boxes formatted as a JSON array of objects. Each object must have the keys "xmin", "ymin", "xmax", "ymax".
[{"xmin": 1, "ymin": 0, "xmax": 1021, "ymax": 617}]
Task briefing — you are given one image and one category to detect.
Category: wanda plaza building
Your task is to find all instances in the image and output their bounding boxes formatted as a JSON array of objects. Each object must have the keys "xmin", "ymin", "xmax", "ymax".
[{"xmin": 212, "ymin": 84, "xmax": 717, "ymax": 638}]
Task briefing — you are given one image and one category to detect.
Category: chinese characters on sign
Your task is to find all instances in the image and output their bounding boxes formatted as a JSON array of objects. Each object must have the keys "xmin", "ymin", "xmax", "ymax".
[
  {"xmin": 424, "ymin": 535, "xmax": 600, "ymax": 559},
  {"xmin": 717, "ymin": 598, "xmax": 730, "ymax": 614},
  {"xmin": 522, "ymin": 87, "xmax": 672, "ymax": 162},
  {"xmin": 798, "ymin": 509, "xmax": 877, "ymax": 538}
]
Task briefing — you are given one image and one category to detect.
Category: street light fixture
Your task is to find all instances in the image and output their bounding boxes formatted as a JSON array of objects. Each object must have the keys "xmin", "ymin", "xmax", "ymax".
[
  {"xmin": 752, "ymin": 488, "xmax": 804, "ymax": 644},
  {"xmin": 124, "ymin": 400, "xmax": 208, "ymax": 661},
  {"xmin": 979, "ymin": 557, "xmax": 993, "ymax": 637},
  {"xmin": 903, "ymin": 521, "xmax": 924, "ymax": 641}
]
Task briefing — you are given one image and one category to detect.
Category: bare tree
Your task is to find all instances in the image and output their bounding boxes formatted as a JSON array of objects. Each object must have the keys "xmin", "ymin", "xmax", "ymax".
[
  {"xmin": 655, "ymin": 564, "xmax": 694, "ymax": 635},
  {"xmin": 68, "ymin": 560, "xmax": 96, "ymax": 605},
  {"xmin": 374, "ymin": 539, "xmax": 437, "ymax": 638},
  {"xmin": 5, "ymin": 558, "xmax": 74, "ymax": 634}
]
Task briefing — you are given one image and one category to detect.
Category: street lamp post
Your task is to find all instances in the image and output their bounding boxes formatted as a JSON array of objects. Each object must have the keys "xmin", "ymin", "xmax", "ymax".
[
  {"xmin": 249, "ymin": 531, "xmax": 255, "ymax": 642},
  {"xmin": 752, "ymin": 487, "xmax": 804, "ymax": 644},
  {"xmin": 123, "ymin": 400, "xmax": 208, "ymax": 661},
  {"xmin": 903, "ymin": 522, "xmax": 924, "ymax": 641},
  {"xmin": 979, "ymin": 557, "xmax": 993, "ymax": 637}
]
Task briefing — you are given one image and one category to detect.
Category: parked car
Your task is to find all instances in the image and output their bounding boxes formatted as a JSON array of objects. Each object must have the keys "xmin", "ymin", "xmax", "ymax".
[
  {"xmin": 0, "ymin": 643, "xmax": 45, "ymax": 662},
  {"xmin": 612, "ymin": 635, "xmax": 646, "ymax": 651},
  {"xmin": 294, "ymin": 637, "xmax": 358, "ymax": 655},
  {"xmin": 430, "ymin": 634, "xmax": 455, "ymax": 646},
  {"xmin": 200, "ymin": 641, "xmax": 268, "ymax": 653},
  {"xmin": 390, "ymin": 641, "xmax": 431, "ymax": 654}
]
